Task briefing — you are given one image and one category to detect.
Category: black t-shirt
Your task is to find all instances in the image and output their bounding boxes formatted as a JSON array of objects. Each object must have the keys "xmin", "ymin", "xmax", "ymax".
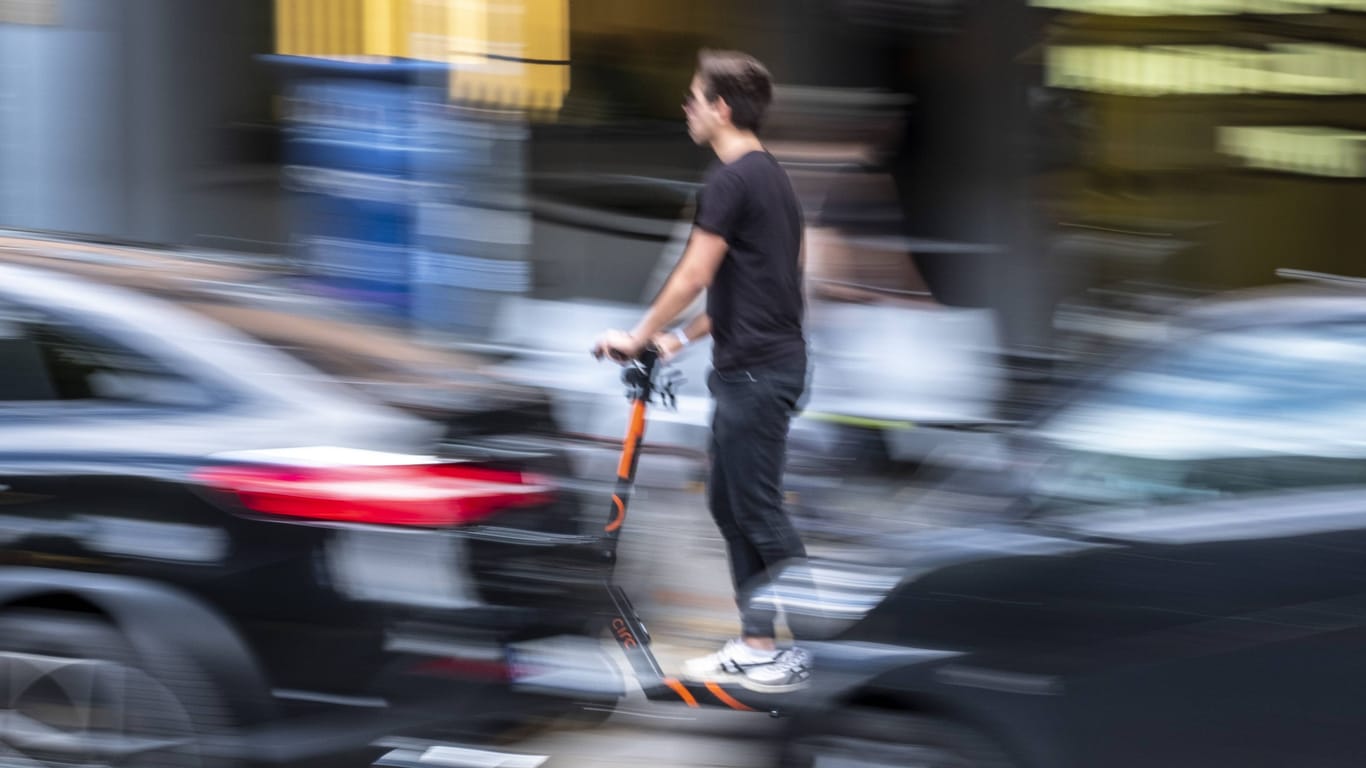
[{"xmin": 693, "ymin": 151, "xmax": 806, "ymax": 373}]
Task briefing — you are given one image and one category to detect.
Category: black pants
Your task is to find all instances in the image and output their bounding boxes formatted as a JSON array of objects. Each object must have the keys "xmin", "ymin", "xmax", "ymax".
[{"xmin": 707, "ymin": 361, "xmax": 808, "ymax": 639}]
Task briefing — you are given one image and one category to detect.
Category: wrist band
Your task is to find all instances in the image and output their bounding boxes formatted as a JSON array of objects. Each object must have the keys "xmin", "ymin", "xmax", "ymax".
[{"xmin": 673, "ymin": 328, "xmax": 690, "ymax": 347}]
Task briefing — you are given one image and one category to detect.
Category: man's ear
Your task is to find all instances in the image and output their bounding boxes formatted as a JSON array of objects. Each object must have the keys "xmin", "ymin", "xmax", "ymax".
[{"xmin": 715, "ymin": 97, "xmax": 734, "ymax": 126}]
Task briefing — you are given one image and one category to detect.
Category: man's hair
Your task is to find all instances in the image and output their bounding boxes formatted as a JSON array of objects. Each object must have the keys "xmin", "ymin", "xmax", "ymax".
[{"xmin": 697, "ymin": 50, "xmax": 773, "ymax": 133}]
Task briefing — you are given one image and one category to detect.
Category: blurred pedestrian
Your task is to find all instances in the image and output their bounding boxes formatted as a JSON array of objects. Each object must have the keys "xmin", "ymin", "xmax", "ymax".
[{"xmin": 592, "ymin": 49, "xmax": 811, "ymax": 692}]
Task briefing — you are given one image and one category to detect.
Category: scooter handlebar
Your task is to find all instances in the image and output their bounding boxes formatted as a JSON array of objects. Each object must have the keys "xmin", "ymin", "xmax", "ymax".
[
  {"xmin": 620, "ymin": 344, "xmax": 675, "ymax": 407},
  {"xmin": 600, "ymin": 342, "xmax": 659, "ymax": 367},
  {"xmin": 635, "ymin": 344, "xmax": 660, "ymax": 371}
]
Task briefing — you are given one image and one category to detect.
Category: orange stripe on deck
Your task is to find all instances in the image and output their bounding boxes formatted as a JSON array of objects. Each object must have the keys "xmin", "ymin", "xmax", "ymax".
[
  {"xmin": 663, "ymin": 677, "xmax": 699, "ymax": 707},
  {"xmin": 616, "ymin": 400, "xmax": 647, "ymax": 479},
  {"xmin": 705, "ymin": 681, "xmax": 756, "ymax": 712},
  {"xmin": 605, "ymin": 495, "xmax": 625, "ymax": 533}
]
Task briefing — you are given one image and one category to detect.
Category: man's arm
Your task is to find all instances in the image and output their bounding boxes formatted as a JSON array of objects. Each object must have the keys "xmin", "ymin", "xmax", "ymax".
[
  {"xmin": 592, "ymin": 227, "xmax": 727, "ymax": 361},
  {"xmin": 653, "ymin": 313, "xmax": 711, "ymax": 359},
  {"xmin": 680, "ymin": 313, "xmax": 712, "ymax": 342},
  {"xmin": 631, "ymin": 228, "xmax": 727, "ymax": 340}
]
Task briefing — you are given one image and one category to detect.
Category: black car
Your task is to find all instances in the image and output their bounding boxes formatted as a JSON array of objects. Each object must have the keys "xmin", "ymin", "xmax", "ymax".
[
  {"xmin": 0, "ymin": 262, "xmax": 618, "ymax": 767},
  {"xmin": 772, "ymin": 285, "xmax": 1366, "ymax": 768}
]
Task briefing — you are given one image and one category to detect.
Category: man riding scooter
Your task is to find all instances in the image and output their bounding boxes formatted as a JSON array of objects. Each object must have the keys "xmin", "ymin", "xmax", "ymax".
[{"xmin": 592, "ymin": 49, "xmax": 812, "ymax": 694}]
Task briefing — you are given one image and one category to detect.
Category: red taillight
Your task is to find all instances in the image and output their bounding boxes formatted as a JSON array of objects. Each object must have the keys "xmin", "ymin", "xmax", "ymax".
[{"xmin": 193, "ymin": 463, "xmax": 554, "ymax": 527}]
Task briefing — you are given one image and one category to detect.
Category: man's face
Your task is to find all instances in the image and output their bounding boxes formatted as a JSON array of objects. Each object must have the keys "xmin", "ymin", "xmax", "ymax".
[{"xmin": 683, "ymin": 75, "xmax": 722, "ymax": 145}]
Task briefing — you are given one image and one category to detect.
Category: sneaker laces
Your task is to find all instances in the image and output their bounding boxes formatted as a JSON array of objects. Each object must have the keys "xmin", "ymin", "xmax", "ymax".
[{"xmin": 769, "ymin": 647, "xmax": 811, "ymax": 675}]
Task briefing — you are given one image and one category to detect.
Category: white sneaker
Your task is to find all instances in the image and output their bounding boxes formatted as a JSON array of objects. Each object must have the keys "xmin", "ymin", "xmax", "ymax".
[
  {"xmin": 682, "ymin": 639, "xmax": 776, "ymax": 680},
  {"xmin": 737, "ymin": 646, "xmax": 812, "ymax": 693},
  {"xmin": 682, "ymin": 640, "xmax": 812, "ymax": 693}
]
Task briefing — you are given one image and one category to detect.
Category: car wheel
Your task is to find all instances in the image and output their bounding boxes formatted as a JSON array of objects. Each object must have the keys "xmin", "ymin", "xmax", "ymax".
[
  {"xmin": 782, "ymin": 708, "xmax": 1014, "ymax": 768},
  {"xmin": 0, "ymin": 609, "xmax": 237, "ymax": 768}
]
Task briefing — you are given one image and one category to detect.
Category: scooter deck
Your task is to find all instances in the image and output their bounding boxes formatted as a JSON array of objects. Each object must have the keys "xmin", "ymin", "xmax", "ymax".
[
  {"xmin": 606, "ymin": 582, "xmax": 798, "ymax": 717},
  {"xmin": 642, "ymin": 675, "xmax": 795, "ymax": 716}
]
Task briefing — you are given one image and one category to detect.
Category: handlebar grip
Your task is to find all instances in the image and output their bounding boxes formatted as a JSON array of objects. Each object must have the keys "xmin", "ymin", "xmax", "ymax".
[
  {"xmin": 597, "ymin": 340, "xmax": 660, "ymax": 366},
  {"xmin": 637, "ymin": 345, "xmax": 660, "ymax": 371}
]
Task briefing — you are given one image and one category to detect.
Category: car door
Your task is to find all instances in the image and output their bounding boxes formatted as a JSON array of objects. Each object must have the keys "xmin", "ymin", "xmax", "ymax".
[
  {"xmin": 0, "ymin": 292, "xmax": 392, "ymax": 692},
  {"xmin": 0, "ymin": 294, "xmax": 233, "ymax": 573}
]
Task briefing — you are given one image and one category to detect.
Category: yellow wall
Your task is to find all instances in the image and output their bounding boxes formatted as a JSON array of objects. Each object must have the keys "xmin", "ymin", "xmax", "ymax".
[{"xmin": 274, "ymin": 0, "xmax": 569, "ymax": 111}]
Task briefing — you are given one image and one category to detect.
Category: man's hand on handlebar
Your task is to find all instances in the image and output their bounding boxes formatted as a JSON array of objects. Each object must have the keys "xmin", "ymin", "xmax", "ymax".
[{"xmin": 591, "ymin": 329, "xmax": 645, "ymax": 363}]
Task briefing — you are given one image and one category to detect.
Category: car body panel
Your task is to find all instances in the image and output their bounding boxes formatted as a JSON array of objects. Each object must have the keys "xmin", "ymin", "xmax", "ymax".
[
  {"xmin": 0, "ymin": 262, "xmax": 611, "ymax": 755},
  {"xmin": 787, "ymin": 291, "xmax": 1366, "ymax": 768}
]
